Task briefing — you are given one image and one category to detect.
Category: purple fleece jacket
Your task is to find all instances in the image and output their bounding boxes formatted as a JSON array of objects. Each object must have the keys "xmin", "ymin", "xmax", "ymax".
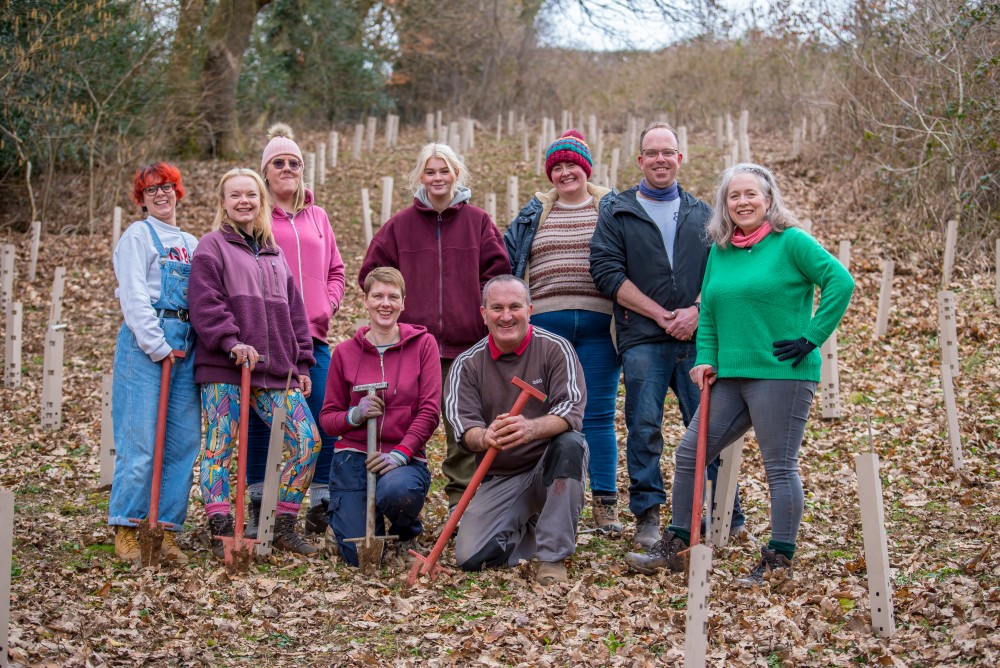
[
  {"xmin": 189, "ymin": 227, "xmax": 314, "ymax": 389},
  {"xmin": 319, "ymin": 323, "xmax": 441, "ymax": 462},
  {"xmin": 358, "ymin": 194, "xmax": 511, "ymax": 359}
]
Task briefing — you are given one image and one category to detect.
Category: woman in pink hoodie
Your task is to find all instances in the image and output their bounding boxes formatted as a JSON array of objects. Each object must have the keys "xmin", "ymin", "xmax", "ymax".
[
  {"xmin": 319, "ymin": 267, "xmax": 441, "ymax": 566},
  {"xmin": 243, "ymin": 123, "xmax": 346, "ymax": 541}
]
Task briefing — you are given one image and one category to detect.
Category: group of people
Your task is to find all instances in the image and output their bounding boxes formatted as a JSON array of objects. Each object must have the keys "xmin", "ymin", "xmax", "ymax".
[{"xmin": 109, "ymin": 120, "xmax": 853, "ymax": 588}]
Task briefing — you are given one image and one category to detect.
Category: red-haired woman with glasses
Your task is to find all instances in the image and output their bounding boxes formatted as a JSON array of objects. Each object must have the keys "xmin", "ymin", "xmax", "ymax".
[{"xmin": 109, "ymin": 162, "xmax": 200, "ymax": 565}]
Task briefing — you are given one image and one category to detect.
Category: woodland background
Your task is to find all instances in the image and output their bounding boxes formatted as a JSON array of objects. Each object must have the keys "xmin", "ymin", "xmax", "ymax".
[{"xmin": 0, "ymin": 1, "xmax": 998, "ymax": 666}]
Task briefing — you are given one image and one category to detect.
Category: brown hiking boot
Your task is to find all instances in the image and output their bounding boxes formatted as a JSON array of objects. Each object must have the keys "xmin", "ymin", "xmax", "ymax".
[
  {"xmin": 160, "ymin": 531, "xmax": 189, "ymax": 565},
  {"xmin": 736, "ymin": 547, "xmax": 793, "ymax": 587},
  {"xmin": 208, "ymin": 513, "xmax": 235, "ymax": 561},
  {"xmin": 624, "ymin": 530, "xmax": 688, "ymax": 575},
  {"xmin": 632, "ymin": 506, "xmax": 661, "ymax": 549},
  {"xmin": 272, "ymin": 514, "xmax": 318, "ymax": 556},
  {"xmin": 535, "ymin": 560, "xmax": 568, "ymax": 585},
  {"xmin": 591, "ymin": 495, "xmax": 623, "ymax": 537},
  {"xmin": 115, "ymin": 526, "xmax": 141, "ymax": 562}
]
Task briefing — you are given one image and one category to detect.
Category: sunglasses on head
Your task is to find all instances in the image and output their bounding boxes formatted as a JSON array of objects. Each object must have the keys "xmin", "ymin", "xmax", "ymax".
[{"xmin": 271, "ymin": 158, "xmax": 302, "ymax": 171}]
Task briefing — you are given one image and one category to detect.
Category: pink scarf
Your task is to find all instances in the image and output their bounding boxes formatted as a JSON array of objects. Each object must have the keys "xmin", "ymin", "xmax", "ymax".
[{"xmin": 731, "ymin": 222, "xmax": 773, "ymax": 248}]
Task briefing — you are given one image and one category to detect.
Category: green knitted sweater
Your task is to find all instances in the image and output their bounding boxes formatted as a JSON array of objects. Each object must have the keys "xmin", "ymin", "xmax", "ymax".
[{"xmin": 696, "ymin": 227, "xmax": 855, "ymax": 382}]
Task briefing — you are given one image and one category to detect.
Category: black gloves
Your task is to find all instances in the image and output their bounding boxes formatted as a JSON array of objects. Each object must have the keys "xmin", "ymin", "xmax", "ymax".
[{"xmin": 772, "ymin": 337, "xmax": 817, "ymax": 368}]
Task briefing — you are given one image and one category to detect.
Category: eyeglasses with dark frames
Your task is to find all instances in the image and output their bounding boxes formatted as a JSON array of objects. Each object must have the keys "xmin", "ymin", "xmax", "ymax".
[
  {"xmin": 641, "ymin": 149, "xmax": 679, "ymax": 160},
  {"xmin": 143, "ymin": 183, "xmax": 176, "ymax": 196}
]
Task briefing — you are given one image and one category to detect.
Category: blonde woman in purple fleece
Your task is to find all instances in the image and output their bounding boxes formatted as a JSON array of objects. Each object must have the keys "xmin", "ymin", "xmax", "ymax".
[{"xmin": 189, "ymin": 167, "xmax": 321, "ymax": 559}]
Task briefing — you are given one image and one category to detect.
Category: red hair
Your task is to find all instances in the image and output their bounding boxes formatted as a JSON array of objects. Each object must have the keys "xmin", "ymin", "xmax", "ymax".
[{"xmin": 131, "ymin": 162, "xmax": 185, "ymax": 206}]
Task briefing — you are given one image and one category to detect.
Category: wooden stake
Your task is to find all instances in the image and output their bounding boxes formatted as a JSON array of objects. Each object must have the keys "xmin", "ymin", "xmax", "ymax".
[
  {"xmin": 305, "ymin": 152, "xmax": 316, "ymax": 191},
  {"xmin": 507, "ymin": 176, "xmax": 519, "ymax": 222},
  {"xmin": 4, "ymin": 302, "xmax": 22, "ymax": 389},
  {"xmin": 820, "ymin": 331, "xmax": 842, "ymax": 419},
  {"xmin": 317, "ymin": 143, "xmax": 326, "ymax": 185},
  {"xmin": 384, "ymin": 113, "xmax": 393, "ymax": 147},
  {"xmin": 0, "ymin": 245, "xmax": 13, "ymax": 312},
  {"xmin": 937, "ymin": 290, "xmax": 959, "ymax": 376},
  {"xmin": 353, "ymin": 124, "xmax": 364, "ymax": 159},
  {"xmin": 0, "ymin": 490, "xmax": 13, "ymax": 668},
  {"xmin": 328, "ymin": 130, "xmax": 339, "ymax": 168},
  {"xmin": 609, "ymin": 148, "xmax": 620, "ymax": 190},
  {"xmin": 255, "ymin": 402, "xmax": 287, "ymax": 557},
  {"xmin": 942, "ymin": 219, "xmax": 957, "ymax": 287},
  {"xmin": 41, "ymin": 325, "xmax": 65, "ymax": 429},
  {"xmin": 365, "ymin": 116, "xmax": 376, "ymax": 152},
  {"xmin": 507, "ymin": 110, "xmax": 514, "ymax": 137},
  {"xmin": 709, "ymin": 435, "xmax": 744, "ymax": 548},
  {"xmin": 683, "ymin": 543, "xmax": 712, "ymax": 667},
  {"xmin": 361, "ymin": 188, "xmax": 373, "ymax": 246},
  {"xmin": 112, "ymin": 206, "xmax": 122, "ymax": 254},
  {"xmin": 426, "ymin": 113, "xmax": 435, "ymax": 140},
  {"xmin": 838, "ymin": 240, "xmax": 852, "ymax": 271},
  {"xmin": 99, "ymin": 373, "xmax": 115, "ymax": 490},
  {"xmin": 49, "ymin": 266, "xmax": 65, "ymax": 327},
  {"xmin": 738, "ymin": 110, "xmax": 750, "ymax": 163},
  {"xmin": 854, "ymin": 453, "xmax": 896, "ymax": 637},
  {"xmin": 28, "ymin": 221, "xmax": 41, "ymax": 282},
  {"xmin": 485, "ymin": 193, "xmax": 497, "ymax": 224},
  {"xmin": 380, "ymin": 176, "xmax": 394, "ymax": 225},
  {"xmin": 588, "ymin": 115, "xmax": 597, "ymax": 146},
  {"xmin": 941, "ymin": 365, "xmax": 964, "ymax": 470},
  {"xmin": 725, "ymin": 113, "xmax": 734, "ymax": 145},
  {"xmin": 874, "ymin": 260, "xmax": 894, "ymax": 338},
  {"xmin": 678, "ymin": 125, "xmax": 688, "ymax": 159}
]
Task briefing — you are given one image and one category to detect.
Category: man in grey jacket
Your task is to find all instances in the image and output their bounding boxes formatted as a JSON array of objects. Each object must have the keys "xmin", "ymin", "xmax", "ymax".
[{"xmin": 589, "ymin": 122, "xmax": 744, "ymax": 550}]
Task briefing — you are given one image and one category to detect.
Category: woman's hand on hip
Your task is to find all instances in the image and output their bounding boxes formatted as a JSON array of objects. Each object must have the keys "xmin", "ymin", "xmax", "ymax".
[{"xmin": 690, "ymin": 364, "xmax": 717, "ymax": 390}]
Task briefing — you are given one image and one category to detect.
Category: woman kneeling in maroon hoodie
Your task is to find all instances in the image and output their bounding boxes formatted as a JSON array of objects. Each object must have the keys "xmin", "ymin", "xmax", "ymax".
[{"xmin": 319, "ymin": 267, "xmax": 441, "ymax": 566}]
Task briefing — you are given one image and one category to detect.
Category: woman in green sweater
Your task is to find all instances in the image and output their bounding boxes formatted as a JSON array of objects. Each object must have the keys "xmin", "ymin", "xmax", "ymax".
[{"xmin": 625, "ymin": 163, "xmax": 854, "ymax": 585}]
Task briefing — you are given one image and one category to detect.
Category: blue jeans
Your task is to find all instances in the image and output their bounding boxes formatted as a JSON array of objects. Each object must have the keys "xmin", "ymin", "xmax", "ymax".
[
  {"xmin": 532, "ymin": 310, "xmax": 621, "ymax": 496},
  {"xmin": 327, "ymin": 450, "xmax": 431, "ymax": 567},
  {"xmin": 621, "ymin": 341, "xmax": 743, "ymax": 523},
  {"xmin": 109, "ymin": 321, "xmax": 200, "ymax": 530},
  {"xmin": 246, "ymin": 338, "xmax": 336, "ymax": 495},
  {"xmin": 670, "ymin": 378, "xmax": 815, "ymax": 545}
]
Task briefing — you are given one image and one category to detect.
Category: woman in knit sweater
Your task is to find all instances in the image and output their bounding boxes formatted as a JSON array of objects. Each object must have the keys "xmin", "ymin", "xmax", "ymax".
[
  {"xmin": 503, "ymin": 129, "xmax": 622, "ymax": 536},
  {"xmin": 625, "ymin": 163, "xmax": 854, "ymax": 585},
  {"xmin": 189, "ymin": 168, "xmax": 321, "ymax": 559}
]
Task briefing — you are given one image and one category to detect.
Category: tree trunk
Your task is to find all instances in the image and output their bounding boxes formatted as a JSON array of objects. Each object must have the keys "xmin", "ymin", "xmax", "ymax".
[
  {"xmin": 166, "ymin": 0, "xmax": 207, "ymax": 156},
  {"xmin": 194, "ymin": 0, "xmax": 271, "ymax": 158}
]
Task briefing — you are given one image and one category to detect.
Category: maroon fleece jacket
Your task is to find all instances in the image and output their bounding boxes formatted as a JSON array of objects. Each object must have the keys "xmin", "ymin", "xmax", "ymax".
[
  {"xmin": 189, "ymin": 227, "xmax": 314, "ymax": 389},
  {"xmin": 358, "ymin": 197, "xmax": 510, "ymax": 359}
]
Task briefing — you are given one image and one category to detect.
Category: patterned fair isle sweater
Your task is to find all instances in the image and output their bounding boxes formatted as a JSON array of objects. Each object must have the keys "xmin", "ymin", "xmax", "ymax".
[{"xmin": 528, "ymin": 197, "xmax": 613, "ymax": 315}]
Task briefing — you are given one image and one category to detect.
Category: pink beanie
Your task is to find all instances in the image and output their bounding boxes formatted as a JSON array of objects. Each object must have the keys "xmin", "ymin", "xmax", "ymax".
[
  {"xmin": 545, "ymin": 129, "xmax": 593, "ymax": 182},
  {"xmin": 260, "ymin": 123, "xmax": 303, "ymax": 174}
]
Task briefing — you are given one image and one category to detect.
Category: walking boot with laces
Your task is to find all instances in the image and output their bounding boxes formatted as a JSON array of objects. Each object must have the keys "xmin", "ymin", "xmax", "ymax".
[
  {"xmin": 160, "ymin": 531, "xmax": 189, "ymax": 565},
  {"xmin": 591, "ymin": 495, "xmax": 623, "ymax": 537},
  {"xmin": 625, "ymin": 529, "xmax": 688, "ymax": 575},
  {"xmin": 208, "ymin": 513, "xmax": 235, "ymax": 561},
  {"xmin": 244, "ymin": 498, "xmax": 261, "ymax": 539},
  {"xmin": 632, "ymin": 506, "xmax": 661, "ymax": 549},
  {"xmin": 535, "ymin": 560, "xmax": 569, "ymax": 585},
  {"xmin": 736, "ymin": 547, "xmax": 793, "ymax": 587},
  {"xmin": 304, "ymin": 498, "xmax": 329, "ymax": 536},
  {"xmin": 115, "ymin": 526, "xmax": 141, "ymax": 562},
  {"xmin": 272, "ymin": 513, "xmax": 319, "ymax": 556}
]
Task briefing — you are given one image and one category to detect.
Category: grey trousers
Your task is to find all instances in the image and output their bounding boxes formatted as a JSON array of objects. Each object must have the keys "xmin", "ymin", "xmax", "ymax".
[{"xmin": 455, "ymin": 431, "xmax": 589, "ymax": 569}]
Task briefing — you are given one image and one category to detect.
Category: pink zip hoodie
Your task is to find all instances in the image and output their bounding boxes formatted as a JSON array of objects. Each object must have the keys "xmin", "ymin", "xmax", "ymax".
[{"xmin": 271, "ymin": 190, "xmax": 345, "ymax": 341}]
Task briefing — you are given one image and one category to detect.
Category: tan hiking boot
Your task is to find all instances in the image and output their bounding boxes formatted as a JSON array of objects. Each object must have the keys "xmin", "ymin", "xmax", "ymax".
[
  {"xmin": 272, "ymin": 514, "xmax": 319, "ymax": 556},
  {"xmin": 535, "ymin": 560, "xmax": 569, "ymax": 585},
  {"xmin": 160, "ymin": 531, "xmax": 189, "ymax": 565},
  {"xmin": 591, "ymin": 495, "xmax": 623, "ymax": 537},
  {"xmin": 115, "ymin": 526, "xmax": 141, "ymax": 562}
]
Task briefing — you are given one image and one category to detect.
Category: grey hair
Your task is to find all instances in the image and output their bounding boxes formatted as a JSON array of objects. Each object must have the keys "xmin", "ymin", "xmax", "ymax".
[
  {"xmin": 707, "ymin": 163, "xmax": 799, "ymax": 249},
  {"xmin": 407, "ymin": 143, "xmax": 470, "ymax": 195},
  {"xmin": 481, "ymin": 275, "xmax": 531, "ymax": 309}
]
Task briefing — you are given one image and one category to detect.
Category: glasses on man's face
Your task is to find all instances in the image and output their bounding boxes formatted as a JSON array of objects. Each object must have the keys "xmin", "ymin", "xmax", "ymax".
[
  {"xmin": 143, "ymin": 183, "xmax": 176, "ymax": 196},
  {"xmin": 271, "ymin": 158, "xmax": 302, "ymax": 171},
  {"xmin": 641, "ymin": 149, "xmax": 679, "ymax": 160}
]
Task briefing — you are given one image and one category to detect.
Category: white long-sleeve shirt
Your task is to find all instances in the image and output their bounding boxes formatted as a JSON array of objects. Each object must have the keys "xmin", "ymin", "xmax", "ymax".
[{"xmin": 113, "ymin": 216, "xmax": 198, "ymax": 361}]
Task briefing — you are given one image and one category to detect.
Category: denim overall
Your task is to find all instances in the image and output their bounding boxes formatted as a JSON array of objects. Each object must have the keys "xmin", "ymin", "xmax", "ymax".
[{"xmin": 108, "ymin": 221, "xmax": 201, "ymax": 530}]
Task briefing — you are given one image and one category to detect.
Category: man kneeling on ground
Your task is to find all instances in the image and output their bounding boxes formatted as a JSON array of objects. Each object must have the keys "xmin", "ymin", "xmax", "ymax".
[{"xmin": 445, "ymin": 275, "xmax": 588, "ymax": 585}]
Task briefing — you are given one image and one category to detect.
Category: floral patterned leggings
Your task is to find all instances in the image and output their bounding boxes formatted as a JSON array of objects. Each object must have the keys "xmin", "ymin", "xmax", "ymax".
[{"xmin": 200, "ymin": 383, "xmax": 321, "ymax": 515}]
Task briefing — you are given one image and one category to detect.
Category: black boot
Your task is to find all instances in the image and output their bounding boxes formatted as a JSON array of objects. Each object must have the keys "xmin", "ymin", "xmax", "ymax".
[
  {"xmin": 244, "ymin": 498, "xmax": 261, "ymax": 539},
  {"xmin": 736, "ymin": 547, "xmax": 793, "ymax": 587},
  {"xmin": 272, "ymin": 513, "xmax": 318, "ymax": 556},
  {"xmin": 208, "ymin": 514, "xmax": 235, "ymax": 561},
  {"xmin": 304, "ymin": 499, "xmax": 329, "ymax": 536}
]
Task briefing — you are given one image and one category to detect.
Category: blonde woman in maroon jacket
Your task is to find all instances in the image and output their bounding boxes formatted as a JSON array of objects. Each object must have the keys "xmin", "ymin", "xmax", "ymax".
[
  {"xmin": 358, "ymin": 143, "xmax": 510, "ymax": 515},
  {"xmin": 319, "ymin": 267, "xmax": 441, "ymax": 565}
]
